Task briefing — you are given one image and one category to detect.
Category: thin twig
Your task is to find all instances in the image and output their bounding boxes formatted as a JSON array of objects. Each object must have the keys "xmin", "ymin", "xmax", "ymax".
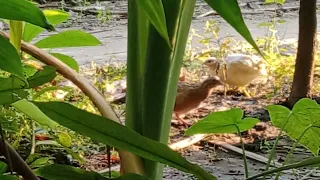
[{"xmin": 30, "ymin": 121, "xmax": 36, "ymax": 155}]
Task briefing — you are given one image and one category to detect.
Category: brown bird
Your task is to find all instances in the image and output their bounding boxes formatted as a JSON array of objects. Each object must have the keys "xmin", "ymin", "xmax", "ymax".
[{"xmin": 173, "ymin": 76, "xmax": 223, "ymax": 126}]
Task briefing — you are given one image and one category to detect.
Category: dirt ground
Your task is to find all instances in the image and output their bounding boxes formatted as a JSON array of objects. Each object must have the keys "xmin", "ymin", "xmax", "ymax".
[{"xmin": 10, "ymin": 0, "xmax": 320, "ymax": 179}]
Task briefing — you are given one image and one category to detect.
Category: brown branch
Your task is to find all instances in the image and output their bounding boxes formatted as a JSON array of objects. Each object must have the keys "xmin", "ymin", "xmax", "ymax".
[
  {"xmin": 0, "ymin": 31, "xmax": 145, "ymax": 176},
  {"xmin": 0, "ymin": 139, "xmax": 40, "ymax": 180}
]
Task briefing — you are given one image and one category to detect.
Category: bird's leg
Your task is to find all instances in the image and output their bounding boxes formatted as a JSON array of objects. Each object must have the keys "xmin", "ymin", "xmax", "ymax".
[
  {"xmin": 174, "ymin": 113, "xmax": 191, "ymax": 127},
  {"xmin": 238, "ymin": 87, "xmax": 252, "ymax": 98}
]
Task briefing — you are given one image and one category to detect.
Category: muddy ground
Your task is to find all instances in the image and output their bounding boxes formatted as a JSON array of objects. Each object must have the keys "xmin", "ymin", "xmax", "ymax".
[{"xmin": 10, "ymin": 0, "xmax": 320, "ymax": 179}]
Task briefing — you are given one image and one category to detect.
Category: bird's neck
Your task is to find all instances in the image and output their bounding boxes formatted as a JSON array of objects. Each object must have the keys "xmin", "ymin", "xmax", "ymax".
[{"xmin": 198, "ymin": 86, "xmax": 214, "ymax": 98}]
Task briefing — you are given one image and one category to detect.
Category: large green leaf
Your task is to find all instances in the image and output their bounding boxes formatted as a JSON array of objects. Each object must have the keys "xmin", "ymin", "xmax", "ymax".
[
  {"xmin": 34, "ymin": 30, "xmax": 101, "ymax": 48},
  {"xmin": 35, "ymin": 164, "xmax": 150, "ymax": 180},
  {"xmin": 0, "ymin": 161, "xmax": 7, "ymax": 174},
  {"xmin": 0, "ymin": 175, "xmax": 19, "ymax": 180},
  {"xmin": 9, "ymin": 20, "xmax": 23, "ymax": 50},
  {"xmin": 185, "ymin": 108, "xmax": 259, "ymax": 135},
  {"xmin": 0, "ymin": 0, "xmax": 54, "ymax": 30},
  {"xmin": 204, "ymin": 0, "xmax": 262, "ymax": 56},
  {"xmin": 266, "ymin": 98, "xmax": 320, "ymax": 156},
  {"xmin": 23, "ymin": 9, "xmax": 70, "ymax": 42},
  {"xmin": 50, "ymin": 53, "xmax": 79, "ymax": 72},
  {"xmin": 12, "ymin": 99, "xmax": 58, "ymax": 128},
  {"xmin": 0, "ymin": 77, "xmax": 25, "ymax": 91},
  {"xmin": 0, "ymin": 90, "xmax": 28, "ymax": 105},
  {"xmin": 0, "ymin": 36, "xmax": 24, "ymax": 79},
  {"xmin": 27, "ymin": 66, "xmax": 57, "ymax": 88},
  {"xmin": 0, "ymin": 76, "xmax": 28, "ymax": 105},
  {"xmin": 33, "ymin": 101, "xmax": 216, "ymax": 180},
  {"xmin": 136, "ymin": 0, "xmax": 171, "ymax": 48},
  {"xmin": 29, "ymin": 157, "xmax": 54, "ymax": 169}
]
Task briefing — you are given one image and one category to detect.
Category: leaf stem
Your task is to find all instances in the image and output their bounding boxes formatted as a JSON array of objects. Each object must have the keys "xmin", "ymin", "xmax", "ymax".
[
  {"xmin": 235, "ymin": 125, "xmax": 249, "ymax": 178},
  {"xmin": 274, "ymin": 124, "xmax": 315, "ymax": 179},
  {"xmin": 263, "ymin": 112, "xmax": 292, "ymax": 180}
]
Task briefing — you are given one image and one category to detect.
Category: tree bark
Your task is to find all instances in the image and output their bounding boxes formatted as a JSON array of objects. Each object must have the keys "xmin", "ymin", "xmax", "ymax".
[{"xmin": 288, "ymin": 0, "xmax": 317, "ymax": 108}]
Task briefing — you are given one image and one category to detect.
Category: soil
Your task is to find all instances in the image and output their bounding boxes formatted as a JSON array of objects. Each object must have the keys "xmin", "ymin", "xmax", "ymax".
[{"xmin": 9, "ymin": 0, "xmax": 320, "ymax": 179}]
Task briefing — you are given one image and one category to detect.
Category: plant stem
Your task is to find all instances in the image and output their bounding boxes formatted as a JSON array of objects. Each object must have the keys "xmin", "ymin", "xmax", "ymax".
[
  {"xmin": 263, "ymin": 112, "xmax": 292, "ymax": 180},
  {"xmin": 0, "ymin": 121, "xmax": 13, "ymax": 174},
  {"xmin": 0, "ymin": 139, "xmax": 40, "ymax": 180},
  {"xmin": 274, "ymin": 124, "xmax": 314, "ymax": 179},
  {"xmin": 235, "ymin": 125, "xmax": 249, "ymax": 178},
  {"xmin": 30, "ymin": 121, "xmax": 36, "ymax": 155}
]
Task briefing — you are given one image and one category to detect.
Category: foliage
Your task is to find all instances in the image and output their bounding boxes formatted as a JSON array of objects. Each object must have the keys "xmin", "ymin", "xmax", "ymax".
[
  {"xmin": 0, "ymin": 35, "xmax": 25, "ymax": 79},
  {"xmin": 267, "ymin": 98, "xmax": 320, "ymax": 156},
  {"xmin": 4, "ymin": 0, "xmax": 316, "ymax": 180},
  {"xmin": 33, "ymin": 101, "xmax": 216, "ymax": 179},
  {"xmin": 20, "ymin": 9, "xmax": 101, "ymax": 72},
  {"xmin": 185, "ymin": 108, "xmax": 259, "ymax": 135},
  {"xmin": 35, "ymin": 164, "xmax": 150, "ymax": 180}
]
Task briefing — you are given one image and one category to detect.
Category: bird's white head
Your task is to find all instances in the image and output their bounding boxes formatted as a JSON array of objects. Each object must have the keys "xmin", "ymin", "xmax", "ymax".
[{"xmin": 203, "ymin": 57, "xmax": 220, "ymax": 72}]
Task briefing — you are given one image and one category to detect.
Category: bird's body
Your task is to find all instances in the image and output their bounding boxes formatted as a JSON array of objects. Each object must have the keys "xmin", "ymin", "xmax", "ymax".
[
  {"xmin": 204, "ymin": 54, "xmax": 267, "ymax": 96},
  {"xmin": 173, "ymin": 76, "xmax": 223, "ymax": 126}
]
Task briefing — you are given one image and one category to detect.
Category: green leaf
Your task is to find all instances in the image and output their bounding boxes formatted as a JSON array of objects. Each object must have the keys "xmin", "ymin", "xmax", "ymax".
[
  {"xmin": 265, "ymin": 0, "xmax": 286, "ymax": 5},
  {"xmin": 33, "ymin": 101, "xmax": 216, "ymax": 180},
  {"xmin": 27, "ymin": 66, "xmax": 57, "ymax": 88},
  {"xmin": 26, "ymin": 153, "xmax": 43, "ymax": 164},
  {"xmin": 0, "ymin": 0, "xmax": 54, "ymax": 30},
  {"xmin": 23, "ymin": 9, "xmax": 70, "ymax": 42},
  {"xmin": 64, "ymin": 147, "xmax": 85, "ymax": 164},
  {"xmin": 9, "ymin": 20, "xmax": 23, "ymax": 50},
  {"xmin": 12, "ymin": 99, "xmax": 58, "ymax": 128},
  {"xmin": 0, "ymin": 175, "xmax": 19, "ymax": 180},
  {"xmin": 185, "ymin": 108, "xmax": 259, "ymax": 135},
  {"xmin": 35, "ymin": 164, "xmax": 150, "ymax": 180},
  {"xmin": 0, "ymin": 161, "xmax": 7, "ymax": 174},
  {"xmin": 0, "ymin": 76, "xmax": 28, "ymax": 105},
  {"xmin": 33, "ymin": 86, "xmax": 73, "ymax": 100},
  {"xmin": 24, "ymin": 66, "xmax": 38, "ymax": 78},
  {"xmin": 0, "ymin": 36, "xmax": 24, "ymax": 79},
  {"xmin": 204, "ymin": 0, "xmax": 263, "ymax": 56},
  {"xmin": 0, "ymin": 77, "xmax": 25, "ymax": 91},
  {"xmin": 50, "ymin": 53, "xmax": 79, "ymax": 72},
  {"xmin": 36, "ymin": 140, "xmax": 61, "ymax": 147},
  {"xmin": 58, "ymin": 132, "xmax": 72, "ymax": 147},
  {"xmin": 0, "ymin": 90, "xmax": 28, "ymax": 105},
  {"xmin": 136, "ymin": 0, "xmax": 171, "ymax": 48},
  {"xmin": 29, "ymin": 157, "xmax": 53, "ymax": 169},
  {"xmin": 266, "ymin": 98, "xmax": 320, "ymax": 155},
  {"xmin": 34, "ymin": 30, "xmax": 101, "ymax": 48}
]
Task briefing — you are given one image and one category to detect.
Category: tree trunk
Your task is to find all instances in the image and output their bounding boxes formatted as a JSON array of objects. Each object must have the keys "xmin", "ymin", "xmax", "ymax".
[{"xmin": 288, "ymin": 0, "xmax": 317, "ymax": 108}]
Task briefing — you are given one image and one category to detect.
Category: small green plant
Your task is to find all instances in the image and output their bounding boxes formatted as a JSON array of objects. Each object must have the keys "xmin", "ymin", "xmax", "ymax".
[
  {"xmin": 185, "ymin": 108, "xmax": 260, "ymax": 178},
  {"xmin": 97, "ymin": 8, "xmax": 112, "ymax": 24},
  {"xmin": 185, "ymin": 98, "xmax": 320, "ymax": 179}
]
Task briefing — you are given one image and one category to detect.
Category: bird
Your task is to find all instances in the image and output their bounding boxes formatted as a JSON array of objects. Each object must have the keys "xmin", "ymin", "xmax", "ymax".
[
  {"xmin": 203, "ymin": 53, "xmax": 267, "ymax": 97},
  {"xmin": 173, "ymin": 76, "xmax": 223, "ymax": 126}
]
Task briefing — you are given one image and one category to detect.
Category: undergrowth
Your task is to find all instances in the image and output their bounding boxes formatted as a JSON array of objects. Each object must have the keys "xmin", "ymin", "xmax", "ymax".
[{"xmin": 2, "ymin": 15, "xmax": 320, "ymax": 174}]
